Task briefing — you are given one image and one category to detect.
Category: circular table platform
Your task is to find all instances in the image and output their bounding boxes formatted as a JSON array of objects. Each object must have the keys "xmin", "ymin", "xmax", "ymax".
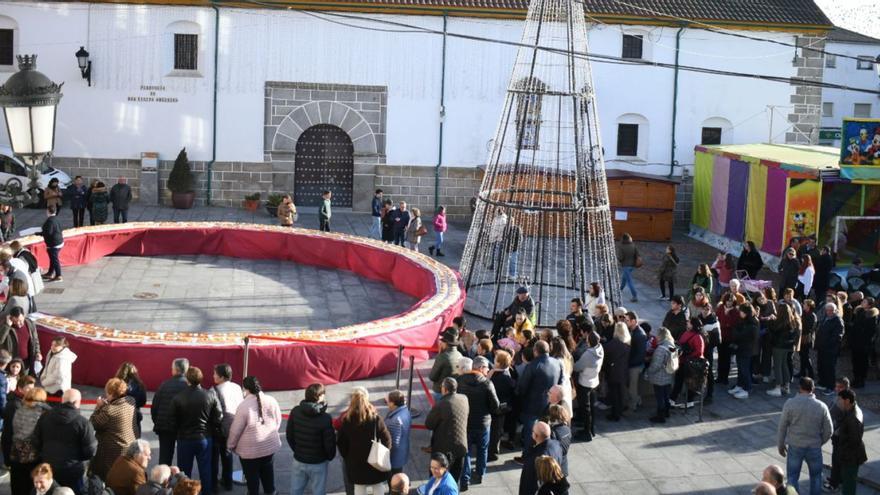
[{"xmin": 23, "ymin": 222, "xmax": 465, "ymax": 390}]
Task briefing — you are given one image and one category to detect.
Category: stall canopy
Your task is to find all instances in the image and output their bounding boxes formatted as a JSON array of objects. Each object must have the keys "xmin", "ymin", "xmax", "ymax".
[{"xmin": 691, "ymin": 143, "xmax": 879, "ymax": 259}]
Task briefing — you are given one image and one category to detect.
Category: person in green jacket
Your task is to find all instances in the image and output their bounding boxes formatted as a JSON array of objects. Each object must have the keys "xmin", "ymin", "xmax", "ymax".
[{"xmin": 319, "ymin": 190, "xmax": 332, "ymax": 232}]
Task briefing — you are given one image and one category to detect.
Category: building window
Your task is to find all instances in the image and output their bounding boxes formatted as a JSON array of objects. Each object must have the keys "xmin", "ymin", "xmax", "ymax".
[
  {"xmin": 857, "ymin": 56, "xmax": 874, "ymax": 70},
  {"xmin": 514, "ymin": 78, "xmax": 545, "ymax": 150},
  {"xmin": 0, "ymin": 29, "xmax": 12, "ymax": 66},
  {"xmin": 174, "ymin": 33, "xmax": 198, "ymax": 71},
  {"xmin": 854, "ymin": 103, "xmax": 872, "ymax": 118},
  {"xmin": 622, "ymin": 34, "xmax": 643, "ymax": 60},
  {"xmin": 825, "ymin": 54, "xmax": 836, "ymax": 68},
  {"xmin": 701, "ymin": 127, "xmax": 722, "ymax": 145},
  {"xmin": 617, "ymin": 124, "xmax": 639, "ymax": 156},
  {"xmin": 822, "ymin": 102, "xmax": 833, "ymax": 117}
]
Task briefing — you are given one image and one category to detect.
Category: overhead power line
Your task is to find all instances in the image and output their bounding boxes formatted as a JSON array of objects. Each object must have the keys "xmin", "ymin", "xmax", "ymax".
[{"xmin": 239, "ymin": 2, "xmax": 880, "ymax": 96}]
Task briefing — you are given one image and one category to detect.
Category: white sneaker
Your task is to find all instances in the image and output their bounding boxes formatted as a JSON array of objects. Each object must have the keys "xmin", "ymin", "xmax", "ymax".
[
  {"xmin": 595, "ymin": 401, "xmax": 610, "ymax": 410},
  {"xmin": 766, "ymin": 387, "xmax": 782, "ymax": 397},
  {"xmin": 762, "ymin": 376, "xmax": 771, "ymax": 384},
  {"xmin": 734, "ymin": 390, "xmax": 749, "ymax": 400},
  {"xmin": 728, "ymin": 386, "xmax": 743, "ymax": 395}
]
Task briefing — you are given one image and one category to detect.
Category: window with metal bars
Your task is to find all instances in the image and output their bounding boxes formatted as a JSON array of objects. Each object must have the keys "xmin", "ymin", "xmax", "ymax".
[
  {"xmin": 0, "ymin": 29, "xmax": 13, "ymax": 66},
  {"xmin": 701, "ymin": 127, "xmax": 722, "ymax": 145},
  {"xmin": 174, "ymin": 33, "xmax": 198, "ymax": 71},
  {"xmin": 622, "ymin": 34, "xmax": 643, "ymax": 60},
  {"xmin": 617, "ymin": 124, "xmax": 639, "ymax": 156}
]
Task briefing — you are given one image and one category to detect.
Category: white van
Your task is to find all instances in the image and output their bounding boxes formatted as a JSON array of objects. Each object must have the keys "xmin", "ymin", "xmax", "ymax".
[{"xmin": 0, "ymin": 145, "xmax": 73, "ymax": 206}]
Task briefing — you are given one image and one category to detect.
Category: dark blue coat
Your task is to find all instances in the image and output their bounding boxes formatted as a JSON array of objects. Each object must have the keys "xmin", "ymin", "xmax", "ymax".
[
  {"xmin": 816, "ymin": 315, "xmax": 844, "ymax": 354},
  {"xmin": 516, "ymin": 355, "xmax": 563, "ymax": 419},
  {"xmin": 68, "ymin": 184, "xmax": 87, "ymax": 209},
  {"xmin": 518, "ymin": 439, "xmax": 564, "ymax": 495}
]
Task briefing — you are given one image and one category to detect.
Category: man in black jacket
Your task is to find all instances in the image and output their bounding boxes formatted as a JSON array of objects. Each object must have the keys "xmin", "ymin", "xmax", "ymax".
[
  {"xmin": 110, "ymin": 177, "xmax": 133, "ymax": 224},
  {"xmin": 835, "ymin": 389, "xmax": 868, "ymax": 494},
  {"xmin": 172, "ymin": 366, "xmax": 222, "ymax": 495},
  {"xmin": 517, "ymin": 422, "xmax": 563, "ymax": 495},
  {"xmin": 456, "ymin": 356, "xmax": 500, "ymax": 489},
  {"xmin": 152, "ymin": 358, "xmax": 190, "ymax": 465},
  {"xmin": 816, "ymin": 304, "xmax": 845, "ymax": 392},
  {"xmin": 41, "ymin": 205, "xmax": 64, "ymax": 282},
  {"xmin": 33, "ymin": 389, "xmax": 97, "ymax": 495},
  {"xmin": 286, "ymin": 383, "xmax": 336, "ymax": 495}
]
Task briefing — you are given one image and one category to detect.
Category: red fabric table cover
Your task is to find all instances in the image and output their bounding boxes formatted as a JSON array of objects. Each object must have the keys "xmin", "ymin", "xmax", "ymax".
[{"xmin": 24, "ymin": 223, "xmax": 465, "ymax": 390}]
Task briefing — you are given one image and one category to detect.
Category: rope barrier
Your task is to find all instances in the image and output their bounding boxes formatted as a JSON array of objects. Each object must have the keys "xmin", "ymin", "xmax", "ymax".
[{"xmin": 246, "ymin": 334, "xmax": 438, "ymax": 352}]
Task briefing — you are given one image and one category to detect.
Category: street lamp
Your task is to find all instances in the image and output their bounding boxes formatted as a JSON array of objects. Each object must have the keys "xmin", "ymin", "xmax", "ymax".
[
  {"xmin": 0, "ymin": 54, "xmax": 63, "ymax": 206},
  {"xmin": 75, "ymin": 46, "xmax": 91, "ymax": 86}
]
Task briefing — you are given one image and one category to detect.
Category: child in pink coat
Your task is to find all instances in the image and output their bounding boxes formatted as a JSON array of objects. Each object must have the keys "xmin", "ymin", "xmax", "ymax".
[{"xmin": 428, "ymin": 206, "xmax": 447, "ymax": 257}]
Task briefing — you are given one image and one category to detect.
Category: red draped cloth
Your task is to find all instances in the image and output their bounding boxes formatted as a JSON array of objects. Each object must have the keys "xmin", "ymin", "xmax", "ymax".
[{"xmin": 25, "ymin": 224, "xmax": 464, "ymax": 390}]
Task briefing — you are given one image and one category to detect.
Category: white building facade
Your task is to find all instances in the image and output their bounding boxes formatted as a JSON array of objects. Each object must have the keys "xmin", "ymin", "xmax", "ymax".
[
  {"xmin": 819, "ymin": 27, "xmax": 880, "ymax": 148},
  {"xmin": 0, "ymin": 0, "xmax": 832, "ymax": 218}
]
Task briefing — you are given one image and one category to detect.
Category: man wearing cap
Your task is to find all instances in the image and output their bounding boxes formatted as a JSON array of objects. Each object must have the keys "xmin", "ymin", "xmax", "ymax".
[
  {"xmin": 491, "ymin": 287, "xmax": 535, "ymax": 339},
  {"xmin": 456, "ymin": 356, "xmax": 500, "ymax": 490},
  {"xmin": 430, "ymin": 327, "xmax": 464, "ymax": 398}
]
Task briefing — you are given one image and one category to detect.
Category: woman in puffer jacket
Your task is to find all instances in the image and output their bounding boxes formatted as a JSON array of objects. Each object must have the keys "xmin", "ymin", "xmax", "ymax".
[
  {"xmin": 572, "ymin": 330, "xmax": 603, "ymax": 442},
  {"xmin": 646, "ymin": 327, "xmax": 675, "ymax": 424}
]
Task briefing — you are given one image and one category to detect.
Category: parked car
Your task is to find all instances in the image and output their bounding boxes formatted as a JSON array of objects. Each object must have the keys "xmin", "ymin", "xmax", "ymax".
[{"xmin": 0, "ymin": 145, "xmax": 73, "ymax": 207}]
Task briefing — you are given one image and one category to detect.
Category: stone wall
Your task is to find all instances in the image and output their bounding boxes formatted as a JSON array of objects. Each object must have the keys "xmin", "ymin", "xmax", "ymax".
[
  {"xmin": 786, "ymin": 36, "xmax": 825, "ymax": 145},
  {"xmin": 374, "ymin": 165, "xmax": 484, "ymax": 219}
]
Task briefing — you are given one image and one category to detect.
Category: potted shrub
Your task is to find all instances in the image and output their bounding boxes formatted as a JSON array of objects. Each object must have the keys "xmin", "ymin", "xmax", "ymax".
[
  {"xmin": 168, "ymin": 148, "xmax": 196, "ymax": 209},
  {"xmin": 243, "ymin": 192, "xmax": 261, "ymax": 211},
  {"xmin": 265, "ymin": 193, "xmax": 284, "ymax": 217}
]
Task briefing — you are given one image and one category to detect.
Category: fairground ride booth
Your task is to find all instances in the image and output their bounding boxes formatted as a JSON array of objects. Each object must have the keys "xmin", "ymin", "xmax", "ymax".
[{"xmin": 689, "ymin": 135, "xmax": 880, "ymax": 270}]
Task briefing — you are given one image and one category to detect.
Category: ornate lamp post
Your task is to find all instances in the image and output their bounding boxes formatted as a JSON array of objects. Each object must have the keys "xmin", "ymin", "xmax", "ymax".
[{"xmin": 0, "ymin": 55, "xmax": 63, "ymax": 207}]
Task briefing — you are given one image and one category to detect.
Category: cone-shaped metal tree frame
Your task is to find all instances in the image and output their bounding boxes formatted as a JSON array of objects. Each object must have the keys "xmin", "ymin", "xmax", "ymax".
[{"xmin": 460, "ymin": 0, "xmax": 621, "ymax": 325}]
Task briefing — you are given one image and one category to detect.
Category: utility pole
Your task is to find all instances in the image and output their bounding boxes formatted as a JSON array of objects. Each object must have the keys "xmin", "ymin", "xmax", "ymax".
[{"xmin": 767, "ymin": 105, "xmax": 775, "ymax": 144}]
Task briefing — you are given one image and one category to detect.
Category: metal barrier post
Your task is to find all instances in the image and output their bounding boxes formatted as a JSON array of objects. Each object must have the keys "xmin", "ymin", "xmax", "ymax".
[
  {"xmin": 395, "ymin": 344, "xmax": 404, "ymax": 390},
  {"xmin": 406, "ymin": 355, "xmax": 421, "ymax": 418},
  {"xmin": 242, "ymin": 336, "xmax": 250, "ymax": 378}
]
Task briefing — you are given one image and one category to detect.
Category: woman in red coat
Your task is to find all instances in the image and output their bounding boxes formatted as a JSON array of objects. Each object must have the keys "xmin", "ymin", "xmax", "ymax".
[{"xmin": 669, "ymin": 317, "xmax": 705, "ymax": 408}]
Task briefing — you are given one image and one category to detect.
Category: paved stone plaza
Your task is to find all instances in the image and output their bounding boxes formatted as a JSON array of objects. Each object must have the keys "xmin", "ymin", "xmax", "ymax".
[
  {"xmin": 5, "ymin": 205, "xmax": 880, "ymax": 494},
  {"xmin": 38, "ymin": 255, "xmax": 416, "ymax": 332}
]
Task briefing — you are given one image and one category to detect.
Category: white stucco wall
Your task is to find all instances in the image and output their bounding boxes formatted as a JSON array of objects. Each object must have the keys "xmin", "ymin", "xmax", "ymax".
[
  {"xmin": 820, "ymin": 39, "xmax": 880, "ymax": 144},
  {"xmin": 0, "ymin": 2, "xmax": 800, "ymax": 176}
]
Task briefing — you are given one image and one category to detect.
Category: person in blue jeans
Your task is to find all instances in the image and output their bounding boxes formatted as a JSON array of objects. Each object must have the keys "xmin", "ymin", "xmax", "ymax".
[
  {"xmin": 369, "ymin": 189, "xmax": 384, "ymax": 239},
  {"xmin": 777, "ymin": 377, "xmax": 833, "ymax": 495},
  {"xmin": 172, "ymin": 366, "xmax": 223, "ymax": 495},
  {"xmin": 287, "ymin": 383, "xmax": 337, "ymax": 495},
  {"xmin": 616, "ymin": 233, "xmax": 639, "ymax": 302},
  {"xmin": 456, "ymin": 356, "xmax": 500, "ymax": 490}
]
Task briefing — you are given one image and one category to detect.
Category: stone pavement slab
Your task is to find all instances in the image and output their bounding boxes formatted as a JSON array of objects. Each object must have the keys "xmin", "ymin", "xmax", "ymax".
[{"xmin": 3, "ymin": 204, "xmax": 879, "ymax": 494}]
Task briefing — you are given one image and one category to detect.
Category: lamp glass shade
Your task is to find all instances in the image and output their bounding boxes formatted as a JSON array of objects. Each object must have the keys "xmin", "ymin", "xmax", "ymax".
[
  {"xmin": 75, "ymin": 47, "xmax": 89, "ymax": 70},
  {"xmin": 3, "ymin": 104, "xmax": 57, "ymax": 164}
]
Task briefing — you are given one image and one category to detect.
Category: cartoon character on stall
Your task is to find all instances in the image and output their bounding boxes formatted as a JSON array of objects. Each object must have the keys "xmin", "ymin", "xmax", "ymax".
[
  {"xmin": 789, "ymin": 210, "xmax": 815, "ymax": 239},
  {"xmin": 859, "ymin": 128, "xmax": 872, "ymax": 154},
  {"xmin": 868, "ymin": 127, "xmax": 880, "ymax": 165},
  {"xmin": 844, "ymin": 138, "xmax": 865, "ymax": 164}
]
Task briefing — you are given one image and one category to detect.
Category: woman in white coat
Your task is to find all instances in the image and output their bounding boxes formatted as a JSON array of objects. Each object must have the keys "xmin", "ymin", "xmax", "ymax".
[
  {"xmin": 798, "ymin": 254, "xmax": 815, "ymax": 300},
  {"xmin": 573, "ymin": 331, "xmax": 603, "ymax": 442},
  {"xmin": 39, "ymin": 336, "xmax": 77, "ymax": 396}
]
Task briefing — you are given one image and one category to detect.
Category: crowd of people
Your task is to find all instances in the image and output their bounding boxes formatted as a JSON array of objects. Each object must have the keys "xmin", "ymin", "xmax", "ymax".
[{"xmin": 0, "ymin": 196, "xmax": 874, "ymax": 495}]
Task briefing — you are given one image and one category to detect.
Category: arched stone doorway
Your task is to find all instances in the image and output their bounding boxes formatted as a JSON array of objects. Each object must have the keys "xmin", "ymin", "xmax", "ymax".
[{"xmin": 294, "ymin": 124, "xmax": 354, "ymax": 207}]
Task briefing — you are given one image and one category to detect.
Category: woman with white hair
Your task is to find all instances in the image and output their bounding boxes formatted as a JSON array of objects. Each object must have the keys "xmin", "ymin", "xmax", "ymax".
[
  {"xmin": 815, "ymin": 302, "xmax": 844, "ymax": 392},
  {"xmin": 602, "ymin": 323, "xmax": 631, "ymax": 422},
  {"xmin": 105, "ymin": 439, "xmax": 151, "ymax": 495},
  {"xmin": 646, "ymin": 327, "xmax": 676, "ymax": 423}
]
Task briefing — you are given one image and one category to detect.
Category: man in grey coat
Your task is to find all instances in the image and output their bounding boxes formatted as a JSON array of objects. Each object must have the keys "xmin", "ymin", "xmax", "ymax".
[
  {"xmin": 110, "ymin": 177, "xmax": 133, "ymax": 224},
  {"xmin": 425, "ymin": 377, "xmax": 469, "ymax": 486},
  {"xmin": 777, "ymin": 377, "xmax": 833, "ymax": 495}
]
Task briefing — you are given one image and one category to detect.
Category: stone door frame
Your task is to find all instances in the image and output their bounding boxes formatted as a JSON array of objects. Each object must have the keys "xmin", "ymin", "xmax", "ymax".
[{"xmin": 264, "ymin": 82, "xmax": 387, "ymax": 211}]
